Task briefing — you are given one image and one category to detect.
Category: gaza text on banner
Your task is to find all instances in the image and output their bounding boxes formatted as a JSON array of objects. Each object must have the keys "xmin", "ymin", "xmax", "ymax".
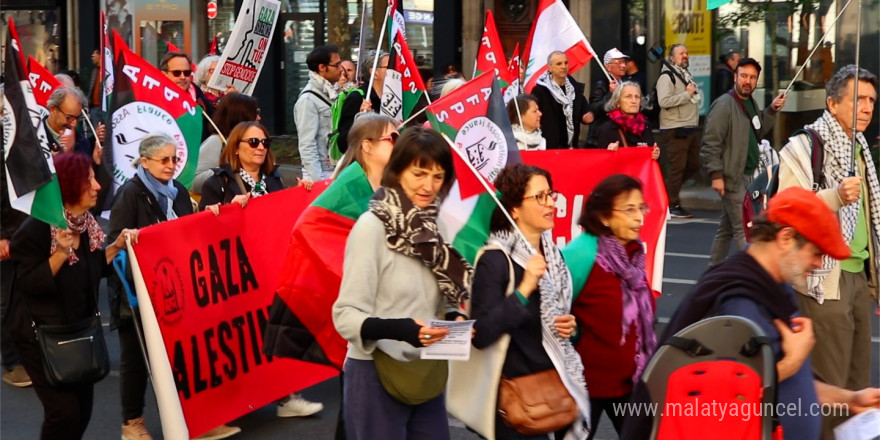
[
  {"xmin": 207, "ymin": 0, "xmax": 281, "ymax": 96},
  {"xmin": 521, "ymin": 149, "xmax": 668, "ymax": 294},
  {"xmin": 127, "ymin": 187, "xmax": 338, "ymax": 438}
]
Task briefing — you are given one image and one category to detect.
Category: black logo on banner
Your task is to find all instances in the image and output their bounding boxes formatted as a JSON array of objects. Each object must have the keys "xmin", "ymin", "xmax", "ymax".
[{"xmin": 152, "ymin": 257, "xmax": 185, "ymax": 326}]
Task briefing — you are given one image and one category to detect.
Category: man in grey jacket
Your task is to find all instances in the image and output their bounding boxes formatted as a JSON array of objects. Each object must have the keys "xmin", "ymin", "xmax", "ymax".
[
  {"xmin": 657, "ymin": 44, "xmax": 700, "ymax": 218},
  {"xmin": 294, "ymin": 45, "xmax": 342, "ymax": 181},
  {"xmin": 701, "ymin": 57, "xmax": 786, "ymax": 266}
]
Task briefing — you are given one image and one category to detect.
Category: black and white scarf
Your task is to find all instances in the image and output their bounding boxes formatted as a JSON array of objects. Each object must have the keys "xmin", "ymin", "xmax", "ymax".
[
  {"xmin": 369, "ymin": 186, "xmax": 472, "ymax": 307},
  {"xmin": 487, "ymin": 229, "xmax": 591, "ymax": 439},
  {"xmin": 536, "ymin": 72, "xmax": 576, "ymax": 146},
  {"xmin": 238, "ymin": 168, "xmax": 268, "ymax": 198},
  {"xmin": 783, "ymin": 111, "xmax": 880, "ymax": 301}
]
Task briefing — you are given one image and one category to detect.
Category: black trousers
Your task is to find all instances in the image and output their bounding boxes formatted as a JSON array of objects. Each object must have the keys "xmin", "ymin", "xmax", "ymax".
[
  {"xmin": 16, "ymin": 339, "xmax": 94, "ymax": 440},
  {"xmin": 586, "ymin": 394, "xmax": 630, "ymax": 440},
  {"xmin": 1, "ymin": 259, "xmax": 22, "ymax": 370},
  {"xmin": 118, "ymin": 318, "xmax": 150, "ymax": 422}
]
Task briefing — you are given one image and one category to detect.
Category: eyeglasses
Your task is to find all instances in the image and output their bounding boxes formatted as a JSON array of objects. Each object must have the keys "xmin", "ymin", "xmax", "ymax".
[
  {"xmin": 523, "ymin": 190, "xmax": 559, "ymax": 206},
  {"xmin": 326, "ymin": 62, "xmax": 341, "ymax": 68},
  {"xmin": 55, "ymin": 108, "xmax": 82, "ymax": 123},
  {"xmin": 147, "ymin": 156, "xmax": 182, "ymax": 165},
  {"xmin": 166, "ymin": 69, "xmax": 192, "ymax": 78},
  {"xmin": 376, "ymin": 132, "xmax": 399, "ymax": 144},
  {"xmin": 613, "ymin": 204, "xmax": 650, "ymax": 217},
  {"xmin": 240, "ymin": 137, "xmax": 271, "ymax": 148}
]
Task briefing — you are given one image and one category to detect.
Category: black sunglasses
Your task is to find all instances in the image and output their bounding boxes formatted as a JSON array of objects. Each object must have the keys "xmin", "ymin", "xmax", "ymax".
[
  {"xmin": 166, "ymin": 69, "xmax": 192, "ymax": 78},
  {"xmin": 240, "ymin": 138, "xmax": 271, "ymax": 148}
]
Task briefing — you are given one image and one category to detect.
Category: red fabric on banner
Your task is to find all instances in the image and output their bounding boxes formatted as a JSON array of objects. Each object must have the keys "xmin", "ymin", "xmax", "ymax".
[
  {"xmin": 521, "ymin": 149, "xmax": 668, "ymax": 295},
  {"xmin": 131, "ymin": 187, "xmax": 337, "ymax": 437}
]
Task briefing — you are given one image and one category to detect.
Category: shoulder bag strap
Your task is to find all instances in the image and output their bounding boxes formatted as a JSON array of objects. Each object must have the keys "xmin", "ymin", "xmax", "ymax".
[
  {"xmin": 727, "ymin": 90, "xmax": 763, "ymax": 143},
  {"xmin": 617, "ymin": 128, "xmax": 630, "ymax": 148},
  {"xmin": 231, "ymin": 173, "xmax": 248, "ymax": 195}
]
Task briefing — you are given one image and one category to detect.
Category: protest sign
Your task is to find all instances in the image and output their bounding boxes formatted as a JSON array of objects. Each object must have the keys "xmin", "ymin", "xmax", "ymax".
[
  {"xmin": 207, "ymin": 0, "xmax": 281, "ymax": 95},
  {"xmin": 128, "ymin": 186, "xmax": 336, "ymax": 438}
]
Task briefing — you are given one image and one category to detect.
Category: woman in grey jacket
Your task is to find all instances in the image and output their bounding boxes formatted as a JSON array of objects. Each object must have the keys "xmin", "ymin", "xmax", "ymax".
[{"xmin": 332, "ymin": 128, "xmax": 472, "ymax": 440}]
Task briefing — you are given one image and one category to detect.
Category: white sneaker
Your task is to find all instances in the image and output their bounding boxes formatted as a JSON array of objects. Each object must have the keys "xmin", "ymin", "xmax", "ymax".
[{"xmin": 276, "ymin": 393, "xmax": 324, "ymax": 417}]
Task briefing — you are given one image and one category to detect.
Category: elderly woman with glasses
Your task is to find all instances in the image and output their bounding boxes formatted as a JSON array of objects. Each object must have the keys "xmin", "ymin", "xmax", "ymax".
[
  {"xmin": 593, "ymin": 81, "xmax": 660, "ymax": 160},
  {"xmin": 470, "ymin": 163, "xmax": 590, "ymax": 439},
  {"xmin": 562, "ymin": 174, "xmax": 656, "ymax": 440},
  {"xmin": 198, "ymin": 121, "xmax": 284, "ymax": 213},
  {"xmin": 106, "ymin": 132, "xmax": 195, "ymax": 440}
]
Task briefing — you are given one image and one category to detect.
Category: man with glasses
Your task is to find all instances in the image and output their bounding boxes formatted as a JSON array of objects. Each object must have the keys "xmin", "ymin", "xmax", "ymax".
[
  {"xmin": 294, "ymin": 45, "xmax": 343, "ymax": 181},
  {"xmin": 45, "ymin": 87, "xmax": 106, "ymax": 161},
  {"xmin": 160, "ymin": 52, "xmax": 215, "ymax": 141},
  {"xmin": 586, "ymin": 48, "xmax": 629, "ymax": 148},
  {"xmin": 657, "ymin": 44, "xmax": 701, "ymax": 219}
]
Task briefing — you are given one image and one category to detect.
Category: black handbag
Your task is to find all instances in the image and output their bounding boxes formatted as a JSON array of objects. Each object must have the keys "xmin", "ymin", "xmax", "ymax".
[{"xmin": 33, "ymin": 313, "xmax": 110, "ymax": 387}]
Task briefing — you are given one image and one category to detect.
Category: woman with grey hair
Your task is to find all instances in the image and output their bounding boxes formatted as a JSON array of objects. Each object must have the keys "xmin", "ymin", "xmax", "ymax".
[
  {"xmin": 194, "ymin": 55, "xmax": 236, "ymax": 106},
  {"xmin": 594, "ymin": 81, "xmax": 660, "ymax": 159},
  {"xmin": 106, "ymin": 132, "xmax": 200, "ymax": 440}
]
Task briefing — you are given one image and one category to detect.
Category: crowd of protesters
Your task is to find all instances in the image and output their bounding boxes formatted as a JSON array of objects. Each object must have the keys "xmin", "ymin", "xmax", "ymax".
[{"xmin": 2, "ymin": 35, "xmax": 879, "ymax": 440}]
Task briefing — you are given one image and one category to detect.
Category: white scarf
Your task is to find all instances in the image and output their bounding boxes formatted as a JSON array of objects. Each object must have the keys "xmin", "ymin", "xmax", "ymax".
[
  {"xmin": 512, "ymin": 124, "xmax": 546, "ymax": 151},
  {"xmin": 671, "ymin": 64, "xmax": 701, "ymax": 107},
  {"xmin": 487, "ymin": 229, "xmax": 591, "ymax": 439},
  {"xmin": 780, "ymin": 111, "xmax": 880, "ymax": 301},
  {"xmin": 536, "ymin": 72, "xmax": 576, "ymax": 146},
  {"xmin": 307, "ymin": 70, "xmax": 338, "ymax": 102}
]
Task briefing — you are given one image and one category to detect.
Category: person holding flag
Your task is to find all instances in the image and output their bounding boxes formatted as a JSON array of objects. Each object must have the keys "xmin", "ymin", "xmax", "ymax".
[
  {"xmin": 532, "ymin": 51, "xmax": 593, "ymax": 149},
  {"xmin": 332, "ymin": 127, "xmax": 471, "ymax": 440},
  {"xmin": 45, "ymin": 87, "xmax": 106, "ymax": 161},
  {"xmin": 469, "ymin": 163, "xmax": 590, "ymax": 439},
  {"xmin": 508, "ymin": 94, "xmax": 546, "ymax": 151}
]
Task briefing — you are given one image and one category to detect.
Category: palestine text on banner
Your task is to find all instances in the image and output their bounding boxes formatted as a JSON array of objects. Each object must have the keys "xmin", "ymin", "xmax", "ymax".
[
  {"xmin": 108, "ymin": 30, "xmax": 202, "ymax": 191},
  {"xmin": 266, "ymin": 164, "xmax": 374, "ymax": 370},
  {"xmin": 523, "ymin": 0, "xmax": 598, "ymax": 93},
  {"xmin": 127, "ymin": 187, "xmax": 338, "ymax": 439},
  {"xmin": 427, "ymin": 71, "xmax": 521, "ymax": 264},
  {"xmin": 3, "ymin": 19, "xmax": 65, "ymax": 228},
  {"xmin": 208, "ymin": 0, "xmax": 281, "ymax": 96},
  {"xmin": 521, "ymin": 149, "xmax": 668, "ymax": 294}
]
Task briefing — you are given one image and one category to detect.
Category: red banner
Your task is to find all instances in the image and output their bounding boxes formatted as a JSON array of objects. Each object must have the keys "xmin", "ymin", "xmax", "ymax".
[
  {"xmin": 521, "ymin": 149, "xmax": 668, "ymax": 292},
  {"xmin": 130, "ymin": 186, "xmax": 336, "ymax": 437}
]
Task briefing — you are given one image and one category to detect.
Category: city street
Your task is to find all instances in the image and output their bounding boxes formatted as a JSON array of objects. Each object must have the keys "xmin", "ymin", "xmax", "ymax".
[{"xmin": 2, "ymin": 210, "xmax": 878, "ymax": 439}]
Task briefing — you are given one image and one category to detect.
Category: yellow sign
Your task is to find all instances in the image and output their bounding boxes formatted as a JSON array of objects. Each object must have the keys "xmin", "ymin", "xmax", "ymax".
[{"xmin": 664, "ymin": 0, "xmax": 712, "ymax": 55}]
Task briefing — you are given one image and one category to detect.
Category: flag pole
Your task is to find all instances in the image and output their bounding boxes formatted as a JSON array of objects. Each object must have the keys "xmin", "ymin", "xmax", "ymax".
[
  {"xmin": 440, "ymin": 133, "xmax": 537, "ymax": 255},
  {"xmin": 80, "ymin": 109, "xmax": 103, "ymax": 149},
  {"xmin": 202, "ymin": 111, "xmax": 226, "ymax": 145},
  {"xmin": 849, "ymin": 0, "xmax": 862, "ymax": 176},
  {"xmin": 354, "ymin": 1, "xmax": 370, "ymax": 85},
  {"xmin": 782, "ymin": 0, "xmax": 854, "ymax": 96},
  {"xmin": 513, "ymin": 95, "xmax": 523, "ymax": 128},
  {"xmin": 400, "ymin": 105, "xmax": 428, "ymax": 127},
  {"xmin": 366, "ymin": 6, "xmax": 391, "ymax": 102}
]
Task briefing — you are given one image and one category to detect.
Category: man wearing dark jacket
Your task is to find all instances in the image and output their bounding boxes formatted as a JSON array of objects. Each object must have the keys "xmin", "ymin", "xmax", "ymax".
[
  {"xmin": 531, "ymin": 51, "xmax": 593, "ymax": 149},
  {"xmin": 622, "ymin": 187, "xmax": 880, "ymax": 440},
  {"xmin": 585, "ymin": 48, "xmax": 628, "ymax": 148}
]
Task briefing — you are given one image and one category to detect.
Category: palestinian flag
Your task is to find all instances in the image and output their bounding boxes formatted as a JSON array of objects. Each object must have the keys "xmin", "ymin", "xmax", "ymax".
[
  {"xmin": 267, "ymin": 163, "xmax": 374, "ymax": 370},
  {"xmin": 2, "ymin": 19, "xmax": 65, "ymax": 228},
  {"xmin": 107, "ymin": 31, "xmax": 202, "ymax": 191},
  {"xmin": 474, "ymin": 10, "xmax": 509, "ymax": 88},
  {"xmin": 427, "ymin": 71, "xmax": 521, "ymax": 263},
  {"xmin": 381, "ymin": 28, "xmax": 429, "ymax": 122}
]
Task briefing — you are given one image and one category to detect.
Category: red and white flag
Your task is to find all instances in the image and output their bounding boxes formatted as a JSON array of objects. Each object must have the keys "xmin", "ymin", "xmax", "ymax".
[
  {"xmin": 522, "ymin": 0, "xmax": 599, "ymax": 93},
  {"xmin": 473, "ymin": 11, "xmax": 508, "ymax": 83}
]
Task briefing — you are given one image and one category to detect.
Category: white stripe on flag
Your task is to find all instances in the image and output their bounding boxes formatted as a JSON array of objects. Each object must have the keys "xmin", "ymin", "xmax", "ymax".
[{"xmin": 438, "ymin": 181, "xmax": 479, "ymax": 244}]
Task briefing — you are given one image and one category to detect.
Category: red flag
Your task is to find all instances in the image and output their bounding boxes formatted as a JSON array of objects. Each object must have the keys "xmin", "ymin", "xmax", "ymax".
[
  {"xmin": 474, "ymin": 10, "xmax": 508, "ymax": 85},
  {"xmin": 26, "ymin": 56, "xmax": 62, "ymax": 107},
  {"xmin": 522, "ymin": 0, "xmax": 598, "ymax": 92},
  {"xmin": 507, "ymin": 43, "xmax": 521, "ymax": 85},
  {"xmin": 209, "ymin": 35, "xmax": 218, "ymax": 55},
  {"xmin": 166, "ymin": 40, "xmax": 197, "ymax": 72}
]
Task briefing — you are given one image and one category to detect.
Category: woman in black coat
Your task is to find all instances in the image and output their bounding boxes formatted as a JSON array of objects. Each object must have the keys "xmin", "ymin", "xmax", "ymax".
[
  {"xmin": 198, "ymin": 121, "xmax": 284, "ymax": 213},
  {"xmin": 594, "ymin": 81, "xmax": 660, "ymax": 160},
  {"xmin": 106, "ymin": 132, "xmax": 194, "ymax": 439},
  {"xmin": 10, "ymin": 153, "xmax": 134, "ymax": 439}
]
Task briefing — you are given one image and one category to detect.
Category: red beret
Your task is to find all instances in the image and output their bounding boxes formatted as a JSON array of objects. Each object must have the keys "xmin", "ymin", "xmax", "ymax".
[{"xmin": 766, "ymin": 187, "xmax": 851, "ymax": 260}]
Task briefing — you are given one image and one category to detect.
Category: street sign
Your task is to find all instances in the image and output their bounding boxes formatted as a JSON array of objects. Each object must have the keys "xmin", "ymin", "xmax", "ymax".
[{"xmin": 207, "ymin": 1, "xmax": 218, "ymax": 19}]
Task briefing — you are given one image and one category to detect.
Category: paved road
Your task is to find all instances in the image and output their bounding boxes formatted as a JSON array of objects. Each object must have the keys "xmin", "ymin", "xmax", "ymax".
[{"xmin": 2, "ymin": 210, "xmax": 877, "ymax": 439}]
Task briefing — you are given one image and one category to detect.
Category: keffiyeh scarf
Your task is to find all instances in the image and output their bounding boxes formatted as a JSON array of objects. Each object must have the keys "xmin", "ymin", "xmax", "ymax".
[
  {"xmin": 512, "ymin": 124, "xmax": 546, "ymax": 151},
  {"xmin": 238, "ymin": 168, "xmax": 268, "ymax": 198},
  {"xmin": 50, "ymin": 208, "xmax": 105, "ymax": 265},
  {"xmin": 537, "ymin": 71, "xmax": 576, "ymax": 146},
  {"xmin": 487, "ymin": 229, "xmax": 591, "ymax": 439},
  {"xmin": 369, "ymin": 185, "xmax": 472, "ymax": 307},
  {"xmin": 308, "ymin": 70, "xmax": 339, "ymax": 102}
]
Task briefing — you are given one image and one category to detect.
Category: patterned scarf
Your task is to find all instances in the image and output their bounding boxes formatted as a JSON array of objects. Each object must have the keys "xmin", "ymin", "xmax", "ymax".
[
  {"xmin": 608, "ymin": 109, "xmax": 647, "ymax": 137},
  {"xmin": 800, "ymin": 111, "xmax": 880, "ymax": 301},
  {"xmin": 238, "ymin": 168, "xmax": 268, "ymax": 198},
  {"xmin": 307, "ymin": 70, "xmax": 339, "ymax": 102},
  {"xmin": 670, "ymin": 64, "xmax": 701, "ymax": 107},
  {"xmin": 369, "ymin": 186, "xmax": 472, "ymax": 306},
  {"xmin": 50, "ymin": 208, "xmax": 105, "ymax": 265},
  {"xmin": 594, "ymin": 235, "xmax": 657, "ymax": 382},
  {"xmin": 536, "ymin": 71, "xmax": 576, "ymax": 146},
  {"xmin": 487, "ymin": 229, "xmax": 592, "ymax": 439},
  {"xmin": 512, "ymin": 124, "xmax": 546, "ymax": 151}
]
